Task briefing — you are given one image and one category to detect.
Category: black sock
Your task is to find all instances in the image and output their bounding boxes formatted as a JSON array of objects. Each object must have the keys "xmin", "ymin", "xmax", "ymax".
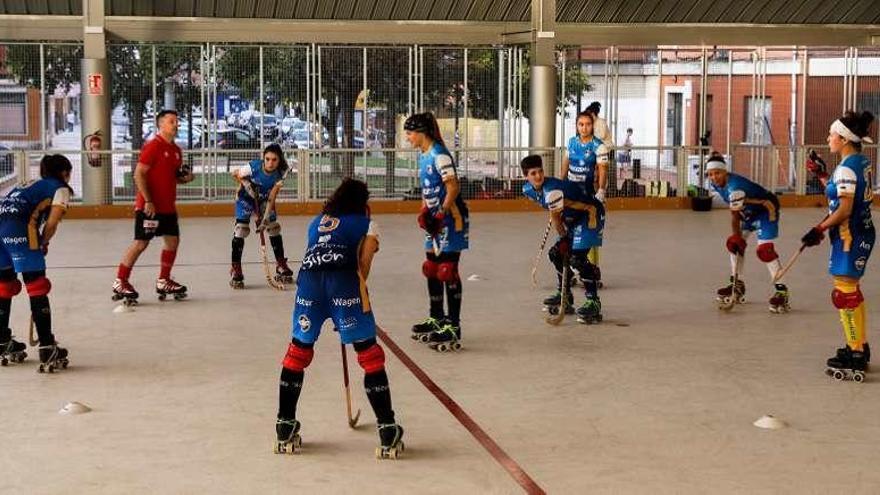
[
  {"xmin": 428, "ymin": 278, "xmax": 445, "ymax": 319},
  {"xmin": 445, "ymin": 281, "xmax": 462, "ymax": 325},
  {"xmin": 0, "ymin": 298, "xmax": 11, "ymax": 338},
  {"xmin": 29, "ymin": 295, "xmax": 53, "ymax": 346},
  {"xmin": 270, "ymin": 235, "xmax": 285, "ymax": 262},
  {"xmin": 364, "ymin": 370, "xmax": 395, "ymax": 424},
  {"xmin": 278, "ymin": 368, "xmax": 304, "ymax": 420},
  {"xmin": 231, "ymin": 237, "xmax": 244, "ymax": 264}
]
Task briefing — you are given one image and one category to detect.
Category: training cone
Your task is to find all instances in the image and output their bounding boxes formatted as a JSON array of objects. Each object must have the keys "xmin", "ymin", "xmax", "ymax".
[
  {"xmin": 753, "ymin": 415, "xmax": 787, "ymax": 430},
  {"xmin": 59, "ymin": 401, "xmax": 92, "ymax": 415}
]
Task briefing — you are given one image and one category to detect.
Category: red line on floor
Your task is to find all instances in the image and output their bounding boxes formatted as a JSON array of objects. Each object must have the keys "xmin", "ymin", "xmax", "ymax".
[{"xmin": 376, "ymin": 326, "xmax": 546, "ymax": 495}]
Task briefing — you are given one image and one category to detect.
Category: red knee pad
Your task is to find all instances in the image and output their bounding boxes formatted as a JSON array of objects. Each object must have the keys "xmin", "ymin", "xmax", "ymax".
[
  {"xmin": 756, "ymin": 243, "xmax": 779, "ymax": 262},
  {"xmin": 832, "ymin": 288, "xmax": 864, "ymax": 309},
  {"xmin": 437, "ymin": 262, "xmax": 459, "ymax": 283},
  {"xmin": 422, "ymin": 259, "xmax": 439, "ymax": 279},
  {"xmin": 282, "ymin": 343, "xmax": 314, "ymax": 372},
  {"xmin": 0, "ymin": 279, "xmax": 22, "ymax": 298},
  {"xmin": 357, "ymin": 343, "xmax": 386, "ymax": 374},
  {"xmin": 25, "ymin": 277, "xmax": 51, "ymax": 297}
]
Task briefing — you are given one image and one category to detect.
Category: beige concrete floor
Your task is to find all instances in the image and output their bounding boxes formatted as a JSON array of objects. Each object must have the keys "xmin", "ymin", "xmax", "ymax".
[{"xmin": 2, "ymin": 208, "xmax": 880, "ymax": 494}]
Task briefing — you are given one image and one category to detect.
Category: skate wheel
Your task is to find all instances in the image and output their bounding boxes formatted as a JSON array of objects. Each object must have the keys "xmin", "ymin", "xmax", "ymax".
[
  {"xmin": 1, "ymin": 357, "xmax": 8, "ymax": 366},
  {"xmin": 452, "ymin": 342, "xmax": 462, "ymax": 351},
  {"xmin": 853, "ymin": 371, "xmax": 865, "ymax": 383},
  {"xmin": 388, "ymin": 449, "xmax": 399, "ymax": 460},
  {"xmin": 47, "ymin": 365, "xmax": 55, "ymax": 374},
  {"xmin": 737, "ymin": 296, "xmax": 746, "ymax": 304},
  {"xmin": 61, "ymin": 360, "xmax": 68, "ymax": 369},
  {"xmin": 38, "ymin": 364, "xmax": 45, "ymax": 373},
  {"xmin": 832, "ymin": 369, "xmax": 846, "ymax": 381},
  {"xmin": 111, "ymin": 294, "xmax": 121, "ymax": 301},
  {"xmin": 158, "ymin": 294, "xmax": 167, "ymax": 301},
  {"xmin": 174, "ymin": 294, "xmax": 186, "ymax": 300},
  {"xmin": 418, "ymin": 334, "xmax": 431, "ymax": 343},
  {"xmin": 437, "ymin": 344, "xmax": 449, "ymax": 352}
]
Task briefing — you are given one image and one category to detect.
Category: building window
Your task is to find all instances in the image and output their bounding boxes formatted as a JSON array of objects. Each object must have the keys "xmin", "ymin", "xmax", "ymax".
[
  {"xmin": 744, "ymin": 96, "xmax": 772, "ymax": 145},
  {"xmin": 0, "ymin": 91, "xmax": 27, "ymax": 135}
]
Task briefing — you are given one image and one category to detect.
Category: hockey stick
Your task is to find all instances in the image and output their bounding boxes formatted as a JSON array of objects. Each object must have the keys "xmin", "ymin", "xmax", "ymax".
[
  {"xmin": 545, "ymin": 253, "xmax": 570, "ymax": 325},
  {"xmin": 258, "ymin": 228, "xmax": 285, "ymax": 291},
  {"xmin": 340, "ymin": 342, "xmax": 361, "ymax": 428},
  {"xmin": 530, "ymin": 219, "xmax": 553, "ymax": 288},
  {"xmin": 718, "ymin": 254, "xmax": 741, "ymax": 312},
  {"xmin": 773, "ymin": 245, "xmax": 806, "ymax": 283},
  {"xmin": 28, "ymin": 317, "xmax": 38, "ymax": 347}
]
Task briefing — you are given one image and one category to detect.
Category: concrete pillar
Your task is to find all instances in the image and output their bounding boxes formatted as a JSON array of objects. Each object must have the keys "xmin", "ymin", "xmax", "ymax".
[
  {"xmin": 80, "ymin": 0, "xmax": 111, "ymax": 204},
  {"xmin": 529, "ymin": 0, "xmax": 557, "ymax": 175}
]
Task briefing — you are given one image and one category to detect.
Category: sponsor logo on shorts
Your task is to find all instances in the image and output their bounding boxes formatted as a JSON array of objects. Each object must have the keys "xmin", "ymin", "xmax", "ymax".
[
  {"xmin": 860, "ymin": 241, "xmax": 872, "ymax": 251},
  {"xmin": 296, "ymin": 296, "xmax": 312, "ymax": 307},
  {"xmin": 318, "ymin": 234, "xmax": 331, "ymax": 244},
  {"xmin": 855, "ymin": 257, "xmax": 867, "ymax": 271},
  {"xmin": 298, "ymin": 315, "xmax": 311, "ymax": 332},
  {"xmin": 1, "ymin": 236, "xmax": 27, "ymax": 245},
  {"xmin": 338, "ymin": 316, "xmax": 358, "ymax": 330},
  {"xmin": 332, "ymin": 297, "xmax": 361, "ymax": 308}
]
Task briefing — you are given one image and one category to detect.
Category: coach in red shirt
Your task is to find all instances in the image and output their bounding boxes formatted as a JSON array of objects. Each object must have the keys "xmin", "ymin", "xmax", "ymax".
[{"xmin": 113, "ymin": 110, "xmax": 194, "ymax": 303}]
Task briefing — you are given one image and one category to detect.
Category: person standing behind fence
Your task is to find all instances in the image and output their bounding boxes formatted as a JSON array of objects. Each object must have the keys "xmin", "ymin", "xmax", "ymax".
[
  {"xmin": 800, "ymin": 111, "xmax": 876, "ymax": 382},
  {"xmin": 112, "ymin": 110, "xmax": 194, "ymax": 305},
  {"xmin": 560, "ymin": 111, "xmax": 608, "ymax": 288},
  {"xmin": 405, "ymin": 112, "xmax": 469, "ymax": 353}
]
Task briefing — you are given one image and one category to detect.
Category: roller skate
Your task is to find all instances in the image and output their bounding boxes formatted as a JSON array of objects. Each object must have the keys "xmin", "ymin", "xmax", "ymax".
[
  {"xmin": 543, "ymin": 291, "xmax": 574, "ymax": 315},
  {"xmin": 275, "ymin": 258, "xmax": 295, "ymax": 285},
  {"xmin": 156, "ymin": 278, "xmax": 187, "ymax": 301},
  {"xmin": 375, "ymin": 423, "xmax": 405, "ymax": 460},
  {"xmin": 37, "ymin": 342, "xmax": 69, "ymax": 374},
  {"xmin": 768, "ymin": 284, "xmax": 790, "ymax": 314},
  {"xmin": 825, "ymin": 346, "xmax": 867, "ymax": 383},
  {"xmin": 229, "ymin": 263, "xmax": 244, "ymax": 289},
  {"xmin": 428, "ymin": 322, "xmax": 462, "ymax": 352},
  {"xmin": 576, "ymin": 297, "xmax": 603, "ymax": 324},
  {"xmin": 111, "ymin": 278, "xmax": 139, "ymax": 306},
  {"xmin": 273, "ymin": 418, "xmax": 302, "ymax": 454},
  {"xmin": 0, "ymin": 334, "xmax": 27, "ymax": 366},
  {"xmin": 836, "ymin": 342, "xmax": 871, "ymax": 368},
  {"xmin": 716, "ymin": 276, "xmax": 745, "ymax": 310},
  {"xmin": 411, "ymin": 316, "xmax": 443, "ymax": 343}
]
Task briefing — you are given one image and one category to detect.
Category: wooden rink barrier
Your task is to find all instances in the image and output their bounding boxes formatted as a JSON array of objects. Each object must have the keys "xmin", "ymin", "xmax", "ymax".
[{"xmin": 64, "ymin": 195, "xmax": 835, "ymax": 219}]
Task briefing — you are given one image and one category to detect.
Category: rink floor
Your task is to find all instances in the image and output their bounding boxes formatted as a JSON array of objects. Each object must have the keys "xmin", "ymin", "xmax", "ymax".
[{"xmin": 2, "ymin": 207, "xmax": 880, "ymax": 494}]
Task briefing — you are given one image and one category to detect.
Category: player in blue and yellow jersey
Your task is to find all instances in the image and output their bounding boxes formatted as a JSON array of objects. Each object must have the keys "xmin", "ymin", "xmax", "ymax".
[
  {"xmin": 560, "ymin": 111, "xmax": 609, "ymax": 288},
  {"xmin": 229, "ymin": 144, "xmax": 293, "ymax": 288},
  {"xmin": 522, "ymin": 155, "xmax": 606, "ymax": 324},
  {"xmin": 0, "ymin": 155, "xmax": 72, "ymax": 372},
  {"xmin": 275, "ymin": 178, "xmax": 404, "ymax": 458},
  {"xmin": 801, "ymin": 111, "xmax": 876, "ymax": 381},
  {"xmin": 405, "ymin": 112, "xmax": 469, "ymax": 351},
  {"xmin": 706, "ymin": 153, "xmax": 789, "ymax": 313}
]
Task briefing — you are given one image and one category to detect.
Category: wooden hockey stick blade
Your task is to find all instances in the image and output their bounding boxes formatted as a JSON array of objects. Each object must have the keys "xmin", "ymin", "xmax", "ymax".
[
  {"xmin": 432, "ymin": 236, "xmax": 441, "ymax": 256},
  {"xmin": 347, "ymin": 405, "xmax": 362, "ymax": 429},
  {"xmin": 28, "ymin": 317, "xmax": 38, "ymax": 347}
]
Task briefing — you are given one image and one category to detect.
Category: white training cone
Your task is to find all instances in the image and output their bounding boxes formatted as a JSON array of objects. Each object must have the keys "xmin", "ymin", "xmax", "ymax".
[
  {"xmin": 59, "ymin": 401, "xmax": 92, "ymax": 415},
  {"xmin": 467, "ymin": 274, "xmax": 482, "ymax": 281},
  {"xmin": 753, "ymin": 415, "xmax": 786, "ymax": 430},
  {"xmin": 113, "ymin": 304, "xmax": 134, "ymax": 314}
]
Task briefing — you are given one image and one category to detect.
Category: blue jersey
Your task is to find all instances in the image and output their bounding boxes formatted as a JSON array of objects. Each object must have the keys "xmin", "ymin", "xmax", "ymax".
[
  {"xmin": 419, "ymin": 142, "xmax": 466, "ymax": 213},
  {"xmin": 828, "ymin": 153, "xmax": 875, "ymax": 242},
  {"xmin": 710, "ymin": 173, "xmax": 779, "ymax": 223},
  {"xmin": 237, "ymin": 159, "xmax": 283, "ymax": 204},
  {"xmin": 523, "ymin": 177, "xmax": 605, "ymax": 250},
  {"xmin": 300, "ymin": 213, "xmax": 376, "ymax": 272},
  {"xmin": 566, "ymin": 136, "xmax": 608, "ymax": 194},
  {"xmin": 0, "ymin": 178, "xmax": 70, "ymax": 248}
]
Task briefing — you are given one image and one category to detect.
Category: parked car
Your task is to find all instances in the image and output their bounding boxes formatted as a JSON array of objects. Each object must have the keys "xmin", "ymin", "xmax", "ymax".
[{"xmin": 215, "ymin": 128, "xmax": 261, "ymax": 150}]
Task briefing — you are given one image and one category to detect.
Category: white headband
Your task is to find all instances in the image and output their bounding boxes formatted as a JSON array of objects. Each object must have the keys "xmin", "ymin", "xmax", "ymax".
[
  {"xmin": 705, "ymin": 157, "xmax": 727, "ymax": 172},
  {"xmin": 831, "ymin": 119, "xmax": 874, "ymax": 144}
]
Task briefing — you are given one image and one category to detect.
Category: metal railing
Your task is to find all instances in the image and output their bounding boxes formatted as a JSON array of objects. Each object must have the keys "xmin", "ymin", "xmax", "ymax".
[{"xmin": 2, "ymin": 144, "xmax": 876, "ymax": 204}]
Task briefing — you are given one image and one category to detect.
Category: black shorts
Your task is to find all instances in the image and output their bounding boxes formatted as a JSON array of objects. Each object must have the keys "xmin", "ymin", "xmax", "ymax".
[{"xmin": 134, "ymin": 211, "xmax": 180, "ymax": 240}]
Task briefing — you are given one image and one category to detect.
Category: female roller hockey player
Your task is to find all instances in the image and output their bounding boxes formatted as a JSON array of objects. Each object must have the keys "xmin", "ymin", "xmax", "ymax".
[
  {"xmin": 521, "ymin": 155, "xmax": 606, "ymax": 324},
  {"xmin": 275, "ymin": 178, "xmax": 404, "ymax": 458},
  {"xmin": 405, "ymin": 112, "xmax": 470, "ymax": 352},
  {"xmin": 229, "ymin": 143, "xmax": 293, "ymax": 288},
  {"xmin": 705, "ymin": 153, "xmax": 788, "ymax": 313},
  {"xmin": 559, "ymin": 111, "xmax": 609, "ymax": 288},
  {"xmin": 800, "ymin": 111, "xmax": 875, "ymax": 382},
  {"xmin": 0, "ymin": 155, "xmax": 72, "ymax": 372}
]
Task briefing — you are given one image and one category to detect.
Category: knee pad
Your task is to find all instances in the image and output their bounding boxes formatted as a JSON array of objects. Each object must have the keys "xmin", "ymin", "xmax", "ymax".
[
  {"xmin": 356, "ymin": 343, "xmax": 386, "ymax": 374},
  {"xmin": 832, "ymin": 287, "xmax": 864, "ymax": 309},
  {"xmin": 282, "ymin": 341, "xmax": 314, "ymax": 372},
  {"xmin": 266, "ymin": 221, "xmax": 282, "ymax": 237},
  {"xmin": 422, "ymin": 259, "xmax": 439, "ymax": 279},
  {"xmin": 25, "ymin": 277, "xmax": 51, "ymax": 297},
  {"xmin": 437, "ymin": 261, "xmax": 459, "ymax": 283},
  {"xmin": 0, "ymin": 279, "xmax": 22, "ymax": 298},
  {"xmin": 233, "ymin": 223, "xmax": 250, "ymax": 239},
  {"xmin": 756, "ymin": 242, "xmax": 779, "ymax": 262}
]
